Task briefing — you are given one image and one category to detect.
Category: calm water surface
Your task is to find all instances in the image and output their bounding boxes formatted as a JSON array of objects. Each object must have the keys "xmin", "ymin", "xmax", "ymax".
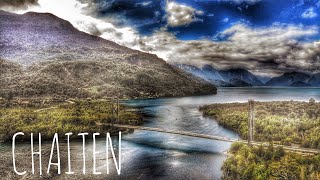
[
  {"xmin": 2, "ymin": 88, "xmax": 320, "ymax": 179},
  {"xmin": 113, "ymin": 87, "xmax": 320, "ymax": 179}
]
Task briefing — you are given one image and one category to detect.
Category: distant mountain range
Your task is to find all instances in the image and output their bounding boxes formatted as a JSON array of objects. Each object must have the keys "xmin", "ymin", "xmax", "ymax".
[
  {"xmin": 177, "ymin": 64, "xmax": 320, "ymax": 87},
  {"xmin": 177, "ymin": 64, "xmax": 264, "ymax": 87},
  {"xmin": 266, "ymin": 72, "xmax": 320, "ymax": 87},
  {"xmin": 0, "ymin": 10, "xmax": 216, "ymax": 99}
]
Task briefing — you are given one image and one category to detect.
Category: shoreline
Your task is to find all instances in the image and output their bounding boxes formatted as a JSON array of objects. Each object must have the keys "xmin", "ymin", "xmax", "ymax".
[
  {"xmin": 5, "ymin": 93, "xmax": 320, "ymax": 179},
  {"xmin": 0, "ymin": 99, "xmax": 143, "ymax": 142},
  {"xmin": 200, "ymin": 100, "xmax": 319, "ymax": 147}
]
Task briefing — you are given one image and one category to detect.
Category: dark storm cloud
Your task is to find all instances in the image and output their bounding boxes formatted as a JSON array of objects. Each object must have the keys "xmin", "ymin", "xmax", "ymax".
[
  {"xmin": 0, "ymin": 0, "xmax": 38, "ymax": 8},
  {"xmin": 3, "ymin": 0, "xmax": 320, "ymax": 76},
  {"xmin": 138, "ymin": 24, "xmax": 320, "ymax": 76}
]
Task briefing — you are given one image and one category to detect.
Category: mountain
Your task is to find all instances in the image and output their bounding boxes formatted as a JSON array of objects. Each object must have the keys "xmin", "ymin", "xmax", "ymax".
[
  {"xmin": 218, "ymin": 68, "xmax": 264, "ymax": 86},
  {"xmin": 309, "ymin": 73, "xmax": 320, "ymax": 86},
  {"xmin": 176, "ymin": 64, "xmax": 264, "ymax": 87},
  {"xmin": 265, "ymin": 72, "xmax": 311, "ymax": 86},
  {"xmin": 290, "ymin": 81, "xmax": 312, "ymax": 87},
  {"xmin": 176, "ymin": 64, "xmax": 231, "ymax": 86},
  {"xmin": 0, "ymin": 10, "xmax": 216, "ymax": 99},
  {"xmin": 254, "ymin": 75, "xmax": 271, "ymax": 84},
  {"xmin": 229, "ymin": 78, "xmax": 251, "ymax": 87}
]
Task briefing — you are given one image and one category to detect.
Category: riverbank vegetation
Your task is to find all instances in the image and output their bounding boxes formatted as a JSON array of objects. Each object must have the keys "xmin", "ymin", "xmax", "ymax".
[
  {"xmin": 200, "ymin": 100, "xmax": 320, "ymax": 148},
  {"xmin": 0, "ymin": 99, "xmax": 142, "ymax": 141},
  {"xmin": 223, "ymin": 143, "xmax": 320, "ymax": 179}
]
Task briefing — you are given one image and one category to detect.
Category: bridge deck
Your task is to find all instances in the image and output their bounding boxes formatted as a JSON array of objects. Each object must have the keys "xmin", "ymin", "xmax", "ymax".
[{"xmin": 106, "ymin": 123, "xmax": 320, "ymax": 154}]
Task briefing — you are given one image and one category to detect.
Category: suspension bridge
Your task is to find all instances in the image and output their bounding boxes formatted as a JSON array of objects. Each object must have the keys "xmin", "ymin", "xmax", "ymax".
[
  {"xmin": 106, "ymin": 123, "xmax": 320, "ymax": 154},
  {"xmin": 25, "ymin": 97, "xmax": 320, "ymax": 154}
]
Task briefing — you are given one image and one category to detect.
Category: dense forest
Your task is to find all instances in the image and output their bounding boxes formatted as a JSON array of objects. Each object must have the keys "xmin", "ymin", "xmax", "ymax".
[
  {"xmin": 200, "ymin": 99, "xmax": 320, "ymax": 148},
  {"xmin": 223, "ymin": 143, "xmax": 320, "ymax": 179},
  {"xmin": 0, "ymin": 99, "xmax": 142, "ymax": 141}
]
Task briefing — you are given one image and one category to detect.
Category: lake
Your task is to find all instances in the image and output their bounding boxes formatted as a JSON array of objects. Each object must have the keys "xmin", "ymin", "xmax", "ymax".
[
  {"xmin": 115, "ymin": 87, "xmax": 320, "ymax": 179},
  {"xmin": 2, "ymin": 87, "xmax": 320, "ymax": 179}
]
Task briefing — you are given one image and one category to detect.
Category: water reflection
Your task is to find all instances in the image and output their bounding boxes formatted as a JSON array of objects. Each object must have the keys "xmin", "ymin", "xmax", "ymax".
[
  {"xmin": 118, "ymin": 87, "xmax": 320, "ymax": 179},
  {"xmin": 3, "ymin": 88, "xmax": 320, "ymax": 179}
]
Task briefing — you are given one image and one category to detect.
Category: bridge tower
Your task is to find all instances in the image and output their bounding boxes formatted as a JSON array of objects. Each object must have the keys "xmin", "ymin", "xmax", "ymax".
[
  {"xmin": 116, "ymin": 97, "xmax": 120, "ymax": 123},
  {"xmin": 248, "ymin": 99, "xmax": 254, "ymax": 146},
  {"xmin": 111, "ymin": 98, "xmax": 114, "ymax": 127},
  {"xmin": 109, "ymin": 97, "xmax": 120, "ymax": 126}
]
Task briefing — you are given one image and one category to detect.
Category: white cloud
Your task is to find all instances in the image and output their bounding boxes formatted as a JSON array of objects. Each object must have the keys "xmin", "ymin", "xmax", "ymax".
[
  {"xmin": 138, "ymin": 24, "xmax": 319, "ymax": 76},
  {"xmin": 302, "ymin": 8, "xmax": 318, "ymax": 19},
  {"xmin": 2, "ymin": 0, "xmax": 142, "ymax": 48},
  {"xmin": 135, "ymin": 1, "xmax": 152, "ymax": 7},
  {"xmin": 222, "ymin": 17, "xmax": 229, "ymax": 23},
  {"xmin": 1, "ymin": 0, "xmax": 320, "ymax": 76},
  {"xmin": 166, "ymin": 1, "xmax": 203, "ymax": 27}
]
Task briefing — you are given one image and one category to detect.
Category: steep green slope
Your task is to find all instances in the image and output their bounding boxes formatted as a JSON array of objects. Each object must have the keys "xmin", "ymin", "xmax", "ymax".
[{"xmin": 0, "ymin": 11, "xmax": 216, "ymax": 98}]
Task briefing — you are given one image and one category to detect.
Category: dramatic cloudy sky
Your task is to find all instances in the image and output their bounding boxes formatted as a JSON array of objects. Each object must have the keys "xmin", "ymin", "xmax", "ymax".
[{"xmin": 1, "ymin": 0, "xmax": 320, "ymax": 76}]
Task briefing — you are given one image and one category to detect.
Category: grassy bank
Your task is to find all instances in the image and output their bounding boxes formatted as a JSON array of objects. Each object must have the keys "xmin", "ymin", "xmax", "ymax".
[
  {"xmin": 0, "ymin": 99, "xmax": 142, "ymax": 141},
  {"xmin": 200, "ymin": 100, "xmax": 320, "ymax": 148},
  {"xmin": 223, "ymin": 143, "xmax": 320, "ymax": 179},
  {"xmin": 201, "ymin": 100, "xmax": 320, "ymax": 179}
]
